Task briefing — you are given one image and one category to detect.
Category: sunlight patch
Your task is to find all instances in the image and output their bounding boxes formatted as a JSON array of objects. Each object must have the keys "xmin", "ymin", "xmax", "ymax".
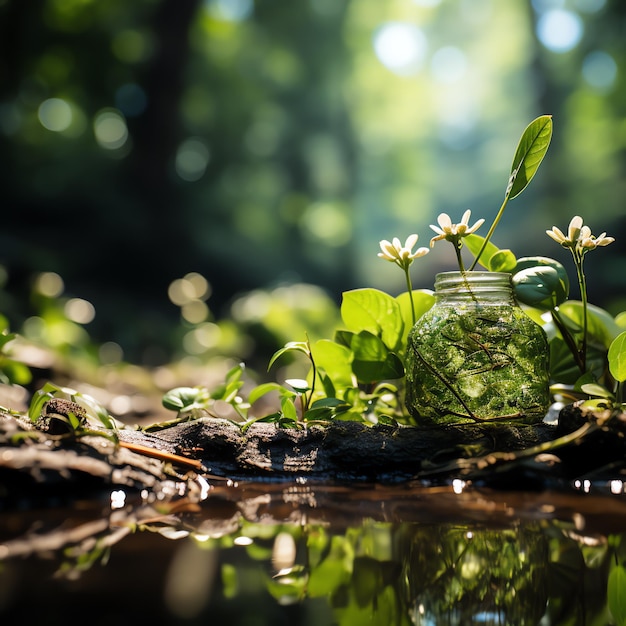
[{"xmin": 373, "ymin": 22, "xmax": 427, "ymax": 76}]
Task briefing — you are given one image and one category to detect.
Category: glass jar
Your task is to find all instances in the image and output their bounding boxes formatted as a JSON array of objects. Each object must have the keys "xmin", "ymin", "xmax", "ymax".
[{"xmin": 405, "ymin": 271, "xmax": 550, "ymax": 426}]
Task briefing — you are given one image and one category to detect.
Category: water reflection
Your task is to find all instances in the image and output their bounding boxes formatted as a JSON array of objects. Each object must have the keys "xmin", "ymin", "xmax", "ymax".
[{"xmin": 0, "ymin": 483, "xmax": 625, "ymax": 625}]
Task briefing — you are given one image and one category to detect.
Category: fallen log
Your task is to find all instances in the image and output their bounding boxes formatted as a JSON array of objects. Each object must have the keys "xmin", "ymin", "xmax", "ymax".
[{"xmin": 2, "ymin": 399, "xmax": 626, "ymax": 500}]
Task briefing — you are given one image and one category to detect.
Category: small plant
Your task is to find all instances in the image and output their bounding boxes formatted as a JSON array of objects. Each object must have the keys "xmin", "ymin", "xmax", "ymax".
[
  {"xmin": 0, "ymin": 315, "xmax": 32, "ymax": 386},
  {"xmin": 159, "ymin": 116, "xmax": 625, "ymax": 428},
  {"xmin": 28, "ymin": 381, "xmax": 117, "ymax": 434}
]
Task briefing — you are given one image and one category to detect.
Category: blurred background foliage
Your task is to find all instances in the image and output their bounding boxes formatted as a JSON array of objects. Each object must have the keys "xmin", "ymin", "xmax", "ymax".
[{"xmin": 0, "ymin": 0, "xmax": 624, "ymax": 375}]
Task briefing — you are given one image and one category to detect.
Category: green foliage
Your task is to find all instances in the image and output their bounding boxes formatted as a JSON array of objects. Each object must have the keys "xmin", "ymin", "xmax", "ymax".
[
  {"xmin": 608, "ymin": 564, "xmax": 626, "ymax": 626},
  {"xmin": 609, "ymin": 332, "xmax": 626, "ymax": 382},
  {"xmin": 28, "ymin": 381, "xmax": 116, "ymax": 431},
  {"xmin": 0, "ymin": 316, "xmax": 32, "ymax": 386},
  {"xmin": 470, "ymin": 116, "xmax": 553, "ymax": 270},
  {"xmin": 341, "ymin": 289, "xmax": 404, "ymax": 353},
  {"xmin": 507, "ymin": 115, "xmax": 553, "ymax": 200},
  {"xmin": 156, "ymin": 117, "xmax": 625, "ymax": 427}
]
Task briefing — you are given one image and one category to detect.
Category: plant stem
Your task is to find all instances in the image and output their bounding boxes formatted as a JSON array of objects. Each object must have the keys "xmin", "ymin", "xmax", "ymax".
[
  {"xmin": 551, "ymin": 308, "xmax": 585, "ymax": 374},
  {"xmin": 574, "ymin": 253, "xmax": 588, "ymax": 372},
  {"xmin": 454, "ymin": 242, "xmax": 466, "ymax": 273},
  {"xmin": 468, "ymin": 194, "xmax": 510, "ymax": 271},
  {"xmin": 404, "ymin": 266, "xmax": 416, "ymax": 325},
  {"xmin": 414, "ymin": 348, "xmax": 480, "ymax": 422}
]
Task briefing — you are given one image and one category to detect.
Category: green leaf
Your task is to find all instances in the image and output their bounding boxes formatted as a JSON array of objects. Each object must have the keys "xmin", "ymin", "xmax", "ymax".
[
  {"xmin": 579, "ymin": 383, "xmax": 614, "ymax": 400},
  {"xmin": 350, "ymin": 331, "xmax": 404, "ymax": 384},
  {"xmin": 162, "ymin": 387, "xmax": 208, "ymax": 412},
  {"xmin": 559, "ymin": 301, "xmax": 622, "ymax": 349},
  {"xmin": 267, "ymin": 341, "xmax": 310, "ymax": 371},
  {"xmin": 463, "ymin": 235, "xmax": 516, "ymax": 271},
  {"xmin": 395, "ymin": 290, "xmax": 434, "ymax": 340},
  {"xmin": 225, "ymin": 362, "xmax": 244, "ymax": 384},
  {"xmin": 513, "ymin": 256, "xmax": 569, "ymax": 309},
  {"xmin": 376, "ymin": 414, "xmax": 399, "ymax": 427},
  {"xmin": 248, "ymin": 382, "xmax": 285, "ymax": 405},
  {"xmin": 609, "ymin": 331, "xmax": 626, "ymax": 382},
  {"xmin": 302, "ymin": 406, "xmax": 335, "ymax": 421},
  {"xmin": 280, "ymin": 396, "xmax": 298, "ymax": 420},
  {"xmin": 312, "ymin": 339, "xmax": 354, "ymax": 390},
  {"xmin": 608, "ymin": 564, "xmax": 626, "ymax": 626},
  {"xmin": 489, "ymin": 249, "xmax": 517, "ymax": 272},
  {"xmin": 615, "ymin": 311, "xmax": 626, "ymax": 330},
  {"xmin": 549, "ymin": 336, "xmax": 607, "ymax": 384},
  {"xmin": 76, "ymin": 392, "xmax": 116, "ymax": 429},
  {"xmin": 513, "ymin": 267, "xmax": 568, "ymax": 310},
  {"xmin": 341, "ymin": 289, "xmax": 404, "ymax": 351},
  {"xmin": 28, "ymin": 388, "xmax": 53, "ymax": 422},
  {"xmin": 507, "ymin": 115, "xmax": 553, "ymax": 200}
]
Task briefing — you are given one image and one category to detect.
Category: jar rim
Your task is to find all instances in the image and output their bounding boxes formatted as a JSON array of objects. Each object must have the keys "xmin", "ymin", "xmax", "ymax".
[{"xmin": 434, "ymin": 271, "xmax": 513, "ymax": 293}]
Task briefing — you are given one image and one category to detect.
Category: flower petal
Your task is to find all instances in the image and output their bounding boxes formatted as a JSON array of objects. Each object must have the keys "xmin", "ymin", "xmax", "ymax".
[
  {"xmin": 568, "ymin": 216, "xmax": 583, "ymax": 241},
  {"xmin": 437, "ymin": 213, "xmax": 452, "ymax": 230},
  {"xmin": 405, "ymin": 233, "xmax": 419, "ymax": 250}
]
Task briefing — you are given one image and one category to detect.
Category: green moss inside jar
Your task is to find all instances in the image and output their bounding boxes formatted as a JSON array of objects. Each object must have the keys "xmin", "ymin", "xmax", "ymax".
[{"xmin": 405, "ymin": 271, "xmax": 550, "ymax": 426}]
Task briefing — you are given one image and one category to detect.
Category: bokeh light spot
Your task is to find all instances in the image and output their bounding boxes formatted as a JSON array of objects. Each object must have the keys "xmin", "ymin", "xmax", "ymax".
[
  {"xmin": 38, "ymin": 98, "xmax": 73, "ymax": 132},
  {"xmin": 536, "ymin": 9, "xmax": 583, "ymax": 53},
  {"xmin": 64, "ymin": 298, "xmax": 95, "ymax": 324},
  {"xmin": 111, "ymin": 29, "xmax": 154, "ymax": 64},
  {"xmin": 181, "ymin": 300, "xmax": 209, "ymax": 324},
  {"xmin": 175, "ymin": 138, "xmax": 210, "ymax": 182},
  {"xmin": 93, "ymin": 109, "xmax": 128, "ymax": 150},
  {"xmin": 99, "ymin": 341, "xmax": 124, "ymax": 365},
  {"xmin": 35, "ymin": 272, "xmax": 64, "ymax": 298},
  {"xmin": 205, "ymin": 0, "xmax": 253, "ymax": 22},
  {"xmin": 300, "ymin": 202, "xmax": 352, "ymax": 247},
  {"xmin": 168, "ymin": 273, "xmax": 211, "ymax": 306},
  {"xmin": 185, "ymin": 272, "xmax": 211, "ymax": 300},
  {"xmin": 373, "ymin": 22, "xmax": 427, "ymax": 76},
  {"xmin": 582, "ymin": 51, "xmax": 617, "ymax": 91}
]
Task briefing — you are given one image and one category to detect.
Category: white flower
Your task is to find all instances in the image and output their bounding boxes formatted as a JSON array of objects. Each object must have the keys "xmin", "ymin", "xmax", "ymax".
[
  {"xmin": 378, "ymin": 234, "xmax": 429, "ymax": 268},
  {"xmin": 546, "ymin": 215, "xmax": 583, "ymax": 247},
  {"xmin": 546, "ymin": 216, "xmax": 614, "ymax": 252},
  {"xmin": 578, "ymin": 226, "xmax": 615, "ymax": 250},
  {"xmin": 429, "ymin": 210, "xmax": 485, "ymax": 247}
]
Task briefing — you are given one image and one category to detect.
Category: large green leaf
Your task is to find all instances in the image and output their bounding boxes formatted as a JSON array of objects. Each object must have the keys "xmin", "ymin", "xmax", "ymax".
[
  {"xmin": 609, "ymin": 331, "xmax": 626, "ymax": 382},
  {"xmin": 395, "ymin": 290, "xmax": 434, "ymax": 343},
  {"xmin": 350, "ymin": 331, "xmax": 404, "ymax": 384},
  {"xmin": 508, "ymin": 115, "xmax": 553, "ymax": 200},
  {"xmin": 312, "ymin": 339, "xmax": 354, "ymax": 390},
  {"xmin": 512, "ymin": 257, "xmax": 569, "ymax": 310},
  {"xmin": 559, "ymin": 301, "xmax": 622, "ymax": 349},
  {"xmin": 341, "ymin": 288, "xmax": 404, "ymax": 351},
  {"xmin": 608, "ymin": 564, "xmax": 626, "ymax": 626}
]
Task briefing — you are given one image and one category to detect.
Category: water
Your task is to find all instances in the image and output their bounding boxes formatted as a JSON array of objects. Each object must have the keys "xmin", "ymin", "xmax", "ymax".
[{"xmin": 1, "ymin": 480, "xmax": 625, "ymax": 625}]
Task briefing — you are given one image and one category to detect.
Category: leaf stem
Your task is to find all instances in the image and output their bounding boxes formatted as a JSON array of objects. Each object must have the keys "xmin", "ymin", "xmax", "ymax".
[{"xmin": 468, "ymin": 193, "xmax": 510, "ymax": 271}]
